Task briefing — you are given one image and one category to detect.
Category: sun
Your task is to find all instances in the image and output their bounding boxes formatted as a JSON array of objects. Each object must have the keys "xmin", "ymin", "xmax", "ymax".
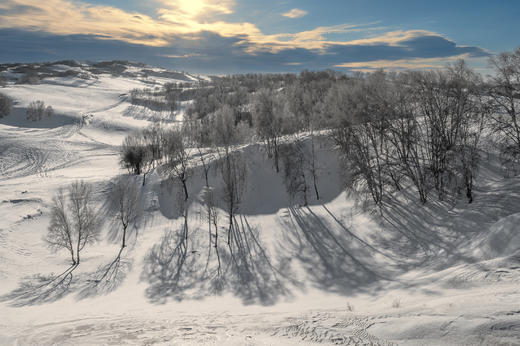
[{"xmin": 176, "ymin": 0, "xmax": 206, "ymax": 16}]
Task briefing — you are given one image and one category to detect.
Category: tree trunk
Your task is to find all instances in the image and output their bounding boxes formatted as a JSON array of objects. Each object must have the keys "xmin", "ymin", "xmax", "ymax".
[
  {"xmin": 183, "ymin": 208, "xmax": 189, "ymax": 240},
  {"xmin": 214, "ymin": 215, "xmax": 219, "ymax": 248},
  {"xmin": 465, "ymin": 174, "xmax": 474, "ymax": 203},
  {"xmin": 122, "ymin": 225, "xmax": 127, "ymax": 248},
  {"xmin": 181, "ymin": 178, "xmax": 189, "ymax": 201},
  {"xmin": 76, "ymin": 233, "xmax": 81, "ymax": 264},
  {"xmin": 227, "ymin": 213, "xmax": 233, "ymax": 245},
  {"xmin": 302, "ymin": 172, "xmax": 308, "ymax": 206},
  {"xmin": 273, "ymin": 138, "xmax": 279, "ymax": 173},
  {"xmin": 310, "ymin": 135, "xmax": 320, "ymax": 200},
  {"xmin": 198, "ymin": 147, "xmax": 209, "ymax": 188},
  {"xmin": 313, "ymin": 173, "xmax": 320, "ymax": 201}
]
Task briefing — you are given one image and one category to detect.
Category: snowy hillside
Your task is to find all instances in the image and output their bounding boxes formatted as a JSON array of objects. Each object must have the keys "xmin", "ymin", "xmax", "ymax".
[{"xmin": 1, "ymin": 62, "xmax": 520, "ymax": 346}]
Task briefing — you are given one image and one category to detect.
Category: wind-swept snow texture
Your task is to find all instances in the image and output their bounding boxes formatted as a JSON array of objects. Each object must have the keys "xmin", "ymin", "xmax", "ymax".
[{"xmin": 1, "ymin": 62, "xmax": 520, "ymax": 345}]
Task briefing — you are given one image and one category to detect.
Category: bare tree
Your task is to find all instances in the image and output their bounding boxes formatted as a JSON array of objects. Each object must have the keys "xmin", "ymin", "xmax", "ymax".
[
  {"xmin": 183, "ymin": 117, "xmax": 214, "ymax": 188},
  {"xmin": 252, "ymin": 88, "xmax": 285, "ymax": 172},
  {"xmin": 141, "ymin": 121, "xmax": 164, "ymax": 166},
  {"xmin": 163, "ymin": 128, "xmax": 192, "ymax": 201},
  {"xmin": 308, "ymin": 131, "xmax": 321, "ymax": 201},
  {"xmin": 46, "ymin": 188, "xmax": 75, "ymax": 264},
  {"xmin": 386, "ymin": 73, "xmax": 432, "ymax": 203},
  {"xmin": 211, "ymin": 105, "xmax": 239, "ymax": 154},
  {"xmin": 406, "ymin": 61, "xmax": 485, "ymax": 201},
  {"xmin": 448, "ymin": 61, "xmax": 488, "ymax": 203},
  {"xmin": 280, "ymin": 141, "xmax": 308, "ymax": 206},
  {"xmin": 219, "ymin": 151, "xmax": 247, "ymax": 245},
  {"xmin": 45, "ymin": 181, "xmax": 100, "ymax": 265},
  {"xmin": 106, "ymin": 176, "xmax": 143, "ymax": 249},
  {"xmin": 489, "ymin": 47, "xmax": 520, "ymax": 172},
  {"xmin": 328, "ymin": 73, "xmax": 390, "ymax": 206}
]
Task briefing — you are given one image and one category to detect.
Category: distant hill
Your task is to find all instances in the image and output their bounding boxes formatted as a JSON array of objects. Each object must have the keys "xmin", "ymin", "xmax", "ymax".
[{"xmin": 0, "ymin": 60, "xmax": 203, "ymax": 85}]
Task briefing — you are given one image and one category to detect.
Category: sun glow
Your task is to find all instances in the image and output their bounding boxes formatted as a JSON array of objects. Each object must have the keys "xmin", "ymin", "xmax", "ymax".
[
  {"xmin": 160, "ymin": 0, "xmax": 234, "ymax": 18},
  {"xmin": 176, "ymin": 0, "xmax": 206, "ymax": 16}
]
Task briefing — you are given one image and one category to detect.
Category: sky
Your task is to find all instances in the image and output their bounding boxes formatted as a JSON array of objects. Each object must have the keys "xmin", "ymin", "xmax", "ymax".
[{"xmin": 0, "ymin": 0, "xmax": 518, "ymax": 74}]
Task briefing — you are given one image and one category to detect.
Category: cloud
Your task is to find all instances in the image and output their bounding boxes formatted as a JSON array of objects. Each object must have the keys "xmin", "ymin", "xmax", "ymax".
[
  {"xmin": 282, "ymin": 8, "xmax": 307, "ymax": 19},
  {"xmin": 161, "ymin": 53, "xmax": 204, "ymax": 59},
  {"xmin": 0, "ymin": 0, "xmax": 377, "ymax": 52},
  {"xmin": 0, "ymin": 0, "xmax": 171, "ymax": 46},
  {"xmin": 158, "ymin": 0, "xmax": 234, "ymax": 16},
  {"xmin": 0, "ymin": 1, "xmax": 490, "ymax": 74},
  {"xmin": 334, "ymin": 55, "xmax": 483, "ymax": 72}
]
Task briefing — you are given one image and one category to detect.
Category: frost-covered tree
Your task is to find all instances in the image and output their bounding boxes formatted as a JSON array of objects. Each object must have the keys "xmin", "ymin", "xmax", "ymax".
[{"xmin": 45, "ymin": 181, "xmax": 100, "ymax": 265}]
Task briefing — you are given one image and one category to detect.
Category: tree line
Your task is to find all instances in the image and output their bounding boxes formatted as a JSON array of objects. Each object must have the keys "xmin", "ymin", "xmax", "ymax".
[{"xmin": 123, "ymin": 48, "xmax": 520, "ymax": 208}]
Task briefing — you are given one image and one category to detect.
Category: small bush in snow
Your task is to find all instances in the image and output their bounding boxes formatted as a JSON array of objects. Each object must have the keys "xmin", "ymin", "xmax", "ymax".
[
  {"xmin": 26, "ymin": 100, "xmax": 54, "ymax": 121},
  {"xmin": 18, "ymin": 73, "xmax": 40, "ymax": 85},
  {"xmin": 0, "ymin": 92, "xmax": 13, "ymax": 118}
]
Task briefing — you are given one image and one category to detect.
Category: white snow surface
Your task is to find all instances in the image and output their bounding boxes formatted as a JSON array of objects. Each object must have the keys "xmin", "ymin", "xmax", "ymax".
[{"xmin": 1, "ymin": 68, "xmax": 520, "ymax": 346}]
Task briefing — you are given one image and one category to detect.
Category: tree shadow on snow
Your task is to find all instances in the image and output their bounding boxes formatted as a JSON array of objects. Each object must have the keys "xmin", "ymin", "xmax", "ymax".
[
  {"xmin": 373, "ymin": 183, "xmax": 520, "ymax": 272},
  {"xmin": 142, "ymin": 222, "xmax": 204, "ymax": 303},
  {"xmin": 224, "ymin": 215, "xmax": 290, "ymax": 304},
  {"xmin": 2, "ymin": 250, "xmax": 134, "ymax": 306},
  {"xmin": 142, "ymin": 214, "xmax": 290, "ymax": 305},
  {"xmin": 0, "ymin": 264, "xmax": 80, "ymax": 307},
  {"xmin": 77, "ymin": 248, "xmax": 134, "ymax": 299},
  {"xmin": 278, "ymin": 206, "xmax": 394, "ymax": 295}
]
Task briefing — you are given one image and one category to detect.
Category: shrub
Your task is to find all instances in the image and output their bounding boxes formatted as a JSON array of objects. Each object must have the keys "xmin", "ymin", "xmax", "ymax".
[
  {"xmin": 26, "ymin": 100, "xmax": 54, "ymax": 121},
  {"xmin": 18, "ymin": 73, "xmax": 40, "ymax": 85},
  {"xmin": 0, "ymin": 76, "xmax": 8, "ymax": 87},
  {"xmin": 0, "ymin": 92, "xmax": 13, "ymax": 118}
]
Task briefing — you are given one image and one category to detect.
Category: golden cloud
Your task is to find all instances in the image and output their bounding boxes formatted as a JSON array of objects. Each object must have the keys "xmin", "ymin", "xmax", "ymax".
[
  {"xmin": 334, "ymin": 55, "xmax": 482, "ymax": 72},
  {"xmin": 282, "ymin": 8, "xmax": 307, "ymax": 19},
  {"xmin": 0, "ymin": 0, "xmax": 172, "ymax": 46}
]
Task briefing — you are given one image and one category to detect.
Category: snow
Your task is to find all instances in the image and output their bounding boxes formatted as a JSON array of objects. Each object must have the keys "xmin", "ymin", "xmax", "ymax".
[{"xmin": 1, "ymin": 65, "xmax": 520, "ymax": 345}]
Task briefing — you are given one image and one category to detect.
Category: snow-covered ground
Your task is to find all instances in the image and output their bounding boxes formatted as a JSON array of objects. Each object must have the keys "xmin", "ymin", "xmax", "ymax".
[{"xmin": 1, "ymin": 65, "xmax": 520, "ymax": 345}]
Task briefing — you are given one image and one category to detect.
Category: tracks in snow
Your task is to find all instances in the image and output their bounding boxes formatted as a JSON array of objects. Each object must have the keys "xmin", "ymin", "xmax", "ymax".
[
  {"xmin": 0, "ymin": 120, "xmax": 115, "ymax": 181},
  {"xmin": 8, "ymin": 311, "xmax": 395, "ymax": 346},
  {"xmin": 275, "ymin": 312, "xmax": 395, "ymax": 346}
]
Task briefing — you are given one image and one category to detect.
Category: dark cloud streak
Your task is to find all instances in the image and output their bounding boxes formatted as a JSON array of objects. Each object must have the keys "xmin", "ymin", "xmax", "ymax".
[{"xmin": 0, "ymin": 29, "xmax": 489, "ymax": 74}]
